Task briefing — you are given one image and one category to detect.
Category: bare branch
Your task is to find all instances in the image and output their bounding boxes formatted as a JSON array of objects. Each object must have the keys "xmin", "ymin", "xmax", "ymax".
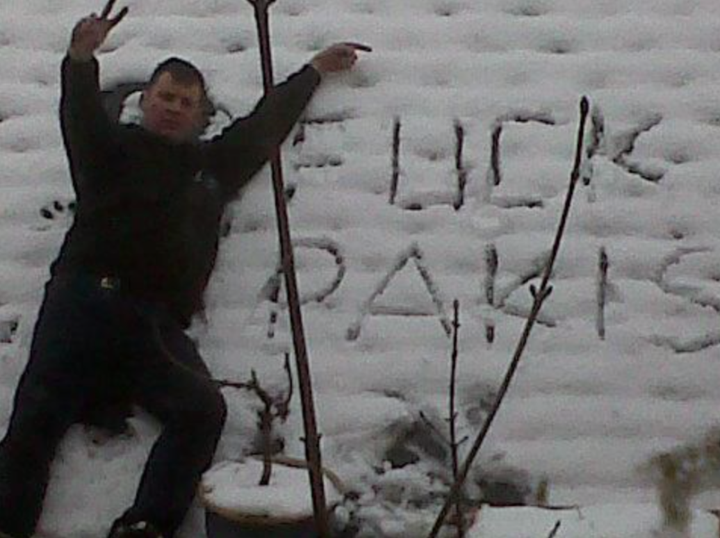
[
  {"xmin": 454, "ymin": 121, "xmax": 467, "ymax": 211},
  {"xmin": 449, "ymin": 299, "xmax": 465, "ymax": 538},
  {"xmin": 427, "ymin": 97, "xmax": 590, "ymax": 538},
  {"xmin": 485, "ymin": 244, "xmax": 498, "ymax": 343},
  {"xmin": 389, "ymin": 117, "xmax": 402, "ymax": 205},
  {"xmin": 275, "ymin": 353, "xmax": 294, "ymax": 421},
  {"xmin": 215, "ymin": 378, "xmax": 253, "ymax": 391},
  {"xmin": 419, "ymin": 411, "xmax": 452, "ymax": 449},
  {"xmin": 547, "ymin": 520, "xmax": 562, "ymax": 538},
  {"xmin": 597, "ymin": 247, "xmax": 608, "ymax": 340},
  {"xmin": 489, "ymin": 123, "xmax": 503, "ymax": 187}
]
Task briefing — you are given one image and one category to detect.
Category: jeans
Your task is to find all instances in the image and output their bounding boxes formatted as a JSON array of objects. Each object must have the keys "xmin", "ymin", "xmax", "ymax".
[{"xmin": 0, "ymin": 274, "xmax": 227, "ymax": 538}]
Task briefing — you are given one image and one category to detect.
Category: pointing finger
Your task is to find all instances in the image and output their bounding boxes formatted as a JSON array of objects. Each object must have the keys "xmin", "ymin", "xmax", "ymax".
[
  {"xmin": 342, "ymin": 42, "xmax": 373, "ymax": 53},
  {"xmin": 100, "ymin": 0, "xmax": 117, "ymax": 19}
]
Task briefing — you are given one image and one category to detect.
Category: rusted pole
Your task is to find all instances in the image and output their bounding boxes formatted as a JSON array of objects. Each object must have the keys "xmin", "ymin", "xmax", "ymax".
[
  {"xmin": 246, "ymin": 1, "xmax": 330, "ymax": 535},
  {"xmin": 426, "ymin": 97, "xmax": 590, "ymax": 538}
]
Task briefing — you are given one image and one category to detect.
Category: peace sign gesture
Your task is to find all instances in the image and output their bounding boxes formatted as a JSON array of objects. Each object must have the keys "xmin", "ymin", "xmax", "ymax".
[{"xmin": 68, "ymin": 0, "xmax": 129, "ymax": 62}]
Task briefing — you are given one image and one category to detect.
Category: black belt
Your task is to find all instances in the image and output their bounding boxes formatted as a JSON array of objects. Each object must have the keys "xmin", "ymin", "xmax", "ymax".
[
  {"xmin": 98, "ymin": 275, "xmax": 122, "ymax": 291},
  {"xmin": 55, "ymin": 273, "xmax": 123, "ymax": 292}
]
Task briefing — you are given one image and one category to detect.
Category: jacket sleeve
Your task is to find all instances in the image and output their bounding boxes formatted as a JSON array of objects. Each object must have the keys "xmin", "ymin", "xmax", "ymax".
[
  {"xmin": 205, "ymin": 64, "xmax": 321, "ymax": 202},
  {"xmin": 60, "ymin": 55, "xmax": 119, "ymax": 195}
]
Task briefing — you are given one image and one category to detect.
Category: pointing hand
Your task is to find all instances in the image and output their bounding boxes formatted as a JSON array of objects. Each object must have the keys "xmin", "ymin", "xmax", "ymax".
[{"xmin": 310, "ymin": 42, "xmax": 372, "ymax": 76}]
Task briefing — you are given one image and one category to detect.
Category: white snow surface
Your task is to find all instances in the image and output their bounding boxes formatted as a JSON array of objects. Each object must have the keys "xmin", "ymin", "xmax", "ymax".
[
  {"xmin": 1, "ymin": 0, "xmax": 720, "ymax": 536},
  {"xmin": 202, "ymin": 459, "xmax": 342, "ymax": 519},
  {"xmin": 469, "ymin": 504, "xmax": 719, "ymax": 538}
]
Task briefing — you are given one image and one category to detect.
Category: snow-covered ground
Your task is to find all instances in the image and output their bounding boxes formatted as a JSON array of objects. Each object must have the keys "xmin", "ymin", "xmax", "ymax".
[
  {"xmin": 470, "ymin": 504, "xmax": 719, "ymax": 538},
  {"xmin": 3, "ymin": 0, "xmax": 720, "ymax": 536}
]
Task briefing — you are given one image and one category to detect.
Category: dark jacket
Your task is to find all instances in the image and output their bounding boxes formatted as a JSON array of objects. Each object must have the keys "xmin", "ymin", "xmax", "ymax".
[{"xmin": 54, "ymin": 55, "xmax": 320, "ymax": 326}]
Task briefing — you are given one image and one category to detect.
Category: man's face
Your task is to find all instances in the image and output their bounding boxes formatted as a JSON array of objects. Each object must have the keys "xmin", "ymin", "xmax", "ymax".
[{"xmin": 140, "ymin": 72, "xmax": 205, "ymax": 143}]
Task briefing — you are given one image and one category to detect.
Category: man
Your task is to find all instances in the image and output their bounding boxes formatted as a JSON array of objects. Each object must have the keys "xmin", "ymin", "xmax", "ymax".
[{"xmin": 0, "ymin": 1, "xmax": 367, "ymax": 537}]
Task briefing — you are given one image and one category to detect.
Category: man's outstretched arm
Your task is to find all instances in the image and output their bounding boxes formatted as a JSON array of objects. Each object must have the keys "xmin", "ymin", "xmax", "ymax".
[
  {"xmin": 206, "ymin": 42, "xmax": 371, "ymax": 201},
  {"xmin": 60, "ymin": 0, "xmax": 128, "ymax": 195}
]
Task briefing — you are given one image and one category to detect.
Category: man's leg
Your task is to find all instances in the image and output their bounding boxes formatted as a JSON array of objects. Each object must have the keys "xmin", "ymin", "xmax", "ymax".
[
  {"xmin": 0, "ymin": 377, "xmax": 79, "ymax": 537},
  {"xmin": 113, "ymin": 313, "xmax": 226, "ymax": 538},
  {"xmin": 0, "ymin": 277, "xmax": 116, "ymax": 537}
]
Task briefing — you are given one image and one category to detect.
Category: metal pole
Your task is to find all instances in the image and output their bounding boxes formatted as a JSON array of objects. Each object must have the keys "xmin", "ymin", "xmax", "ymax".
[{"xmin": 246, "ymin": 1, "xmax": 330, "ymax": 535}]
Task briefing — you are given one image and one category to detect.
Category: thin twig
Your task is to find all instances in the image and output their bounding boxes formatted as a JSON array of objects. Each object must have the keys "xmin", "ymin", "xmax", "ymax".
[
  {"xmin": 427, "ymin": 97, "xmax": 590, "ymax": 538},
  {"xmin": 419, "ymin": 411, "xmax": 452, "ymax": 449},
  {"xmin": 222, "ymin": 365, "xmax": 294, "ymax": 486},
  {"xmin": 547, "ymin": 520, "xmax": 562, "ymax": 538},
  {"xmin": 417, "ymin": 411, "xmax": 470, "ymax": 452},
  {"xmin": 597, "ymin": 247, "xmax": 608, "ymax": 340},
  {"xmin": 489, "ymin": 122, "xmax": 503, "ymax": 187},
  {"xmin": 244, "ymin": 370, "xmax": 277, "ymax": 486},
  {"xmin": 216, "ymin": 378, "xmax": 252, "ymax": 391},
  {"xmin": 484, "ymin": 244, "xmax": 498, "ymax": 344},
  {"xmin": 249, "ymin": 370, "xmax": 275, "ymax": 408},
  {"xmin": 276, "ymin": 352, "xmax": 294, "ymax": 420},
  {"xmin": 454, "ymin": 121, "xmax": 467, "ymax": 211},
  {"xmin": 390, "ymin": 116, "xmax": 401, "ymax": 204},
  {"xmin": 485, "ymin": 245, "xmax": 498, "ymax": 306},
  {"xmin": 449, "ymin": 300, "xmax": 465, "ymax": 538},
  {"xmin": 251, "ymin": 371, "xmax": 274, "ymax": 487}
]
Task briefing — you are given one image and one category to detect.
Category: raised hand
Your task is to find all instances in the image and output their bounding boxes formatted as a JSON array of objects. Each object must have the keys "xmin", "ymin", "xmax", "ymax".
[
  {"xmin": 68, "ymin": 0, "xmax": 129, "ymax": 62},
  {"xmin": 310, "ymin": 42, "xmax": 372, "ymax": 76}
]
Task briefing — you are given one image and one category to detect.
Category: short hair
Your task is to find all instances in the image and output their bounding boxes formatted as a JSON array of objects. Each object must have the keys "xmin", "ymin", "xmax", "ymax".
[
  {"xmin": 149, "ymin": 57, "xmax": 206, "ymax": 90},
  {"xmin": 148, "ymin": 57, "xmax": 214, "ymax": 118}
]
